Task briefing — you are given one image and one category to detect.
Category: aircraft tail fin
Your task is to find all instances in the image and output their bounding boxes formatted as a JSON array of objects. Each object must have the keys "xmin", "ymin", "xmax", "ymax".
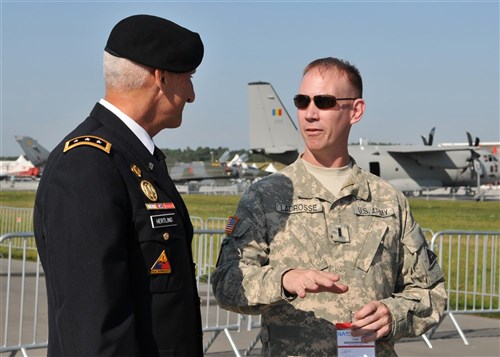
[
  {"xmin": 248, "ymin": 82, "xmax": 301, "ymax": 164},
  {"xmin": 15, "ymin": 136, "xmax": 50, "ymax": 167}
]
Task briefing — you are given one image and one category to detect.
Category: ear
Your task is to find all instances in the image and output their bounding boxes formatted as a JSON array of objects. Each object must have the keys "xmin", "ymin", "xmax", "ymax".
[
  {"xmin": 154, "ymin": 69, "xmax": 165, "ymax": 89},
  {"xmin": 350, "ymin": 98, "xmax": 365, "ymax": 125}
]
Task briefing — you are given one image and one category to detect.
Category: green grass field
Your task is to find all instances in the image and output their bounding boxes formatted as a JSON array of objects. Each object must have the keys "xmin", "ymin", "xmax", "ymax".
[{"xmin": 3, "ymin": 191, "xmax": 498, "ymax": 232}]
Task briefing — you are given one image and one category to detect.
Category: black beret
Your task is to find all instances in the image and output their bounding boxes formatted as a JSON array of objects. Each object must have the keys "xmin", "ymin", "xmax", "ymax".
[{"xmin": 105, "ymin": 14, "xmax": 204, "ymax": 73}]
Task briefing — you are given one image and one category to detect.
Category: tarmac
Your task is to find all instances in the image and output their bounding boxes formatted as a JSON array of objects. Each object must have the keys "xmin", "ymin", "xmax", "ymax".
[
  {"xmin": 2, "ymin": 259, "xmax": 499, "ymax": 356},
  {"xmin": 1, "ymin": 314, "xmax": 498, "ymax": 356},
  {"xmin": 202, "ymin": 314, "xmax": 500, "ymax": 356}
]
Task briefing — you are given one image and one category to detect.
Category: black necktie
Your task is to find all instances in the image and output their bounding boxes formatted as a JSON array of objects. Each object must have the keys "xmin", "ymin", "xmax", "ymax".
[{"xmin": 153, "ymin": 147, "xmax": 191, "ymax": 226}]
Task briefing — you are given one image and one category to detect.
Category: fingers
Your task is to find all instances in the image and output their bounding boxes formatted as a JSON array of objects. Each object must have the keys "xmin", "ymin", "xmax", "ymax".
[
  {"xmin": 282, "ymin": 269, "xmax": 349, "ymax": 298},
  {"xmin": 351, "ymin": 301, "xmax": 392, "ymax": 342}
]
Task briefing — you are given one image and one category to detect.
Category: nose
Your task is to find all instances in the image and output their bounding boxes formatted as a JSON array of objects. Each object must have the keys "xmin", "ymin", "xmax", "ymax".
[
  {"xmin": 304, "ymin": 102, "xmax": 319, "ymax": 121},
  {"xmin": 186, "ymin": 86, "xmax": 196, "ymax": 103}
]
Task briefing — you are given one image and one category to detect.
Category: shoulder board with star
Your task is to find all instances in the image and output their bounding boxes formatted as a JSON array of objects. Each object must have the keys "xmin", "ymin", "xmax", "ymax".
[{"xmin": 63, "ymin": 135, "xmax": 112, "ymax": 154}]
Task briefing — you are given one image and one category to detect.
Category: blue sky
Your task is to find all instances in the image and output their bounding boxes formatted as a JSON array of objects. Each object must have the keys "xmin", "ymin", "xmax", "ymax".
[{"xmin": 1, "ymin": 0, "xmax": 499, "ymax": 157}]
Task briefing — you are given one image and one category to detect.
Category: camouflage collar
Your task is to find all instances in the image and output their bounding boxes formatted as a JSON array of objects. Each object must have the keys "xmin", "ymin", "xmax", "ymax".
[
  {"xmin": 284, "ymin": 157, "xmax": 370, "ymax": 202},
  {"xmin": 338, "ymin": 161, "xmax": 370, "ymax": 201}
]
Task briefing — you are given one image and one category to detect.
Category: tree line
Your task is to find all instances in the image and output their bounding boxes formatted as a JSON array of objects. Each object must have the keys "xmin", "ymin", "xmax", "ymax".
[{"xmin": 1, "ymin": 143, "xmax": 399, "ymax": 164}]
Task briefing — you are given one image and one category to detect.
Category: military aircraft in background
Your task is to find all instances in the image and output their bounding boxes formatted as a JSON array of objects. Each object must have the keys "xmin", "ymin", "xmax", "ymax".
[
  {"xmin": 168, "ymin": 150, "xmax": 269, "ymax": 183},
  {"xmin": 248, "ymin": 81, "xmax": 499, "ymax": 197},
  {"xmin": 15, "ymin": 136, "xmax": 51, "ymax": 169},
  {"xmin": 0, "ymin": 136, "xmax": 51, "ymax": 180},
  {"xmin": 0, "ymin": 155, "xmax": 40, "ymax": 181},
  {"xmin": 14, "ymin": 136, "xmax": 269, "ymax": 184}
]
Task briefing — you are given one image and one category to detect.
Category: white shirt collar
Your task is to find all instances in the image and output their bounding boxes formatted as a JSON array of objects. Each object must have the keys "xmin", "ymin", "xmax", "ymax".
[{"xmin": 99, "ymin": 99, "xmax": 155, "ymax": 155}]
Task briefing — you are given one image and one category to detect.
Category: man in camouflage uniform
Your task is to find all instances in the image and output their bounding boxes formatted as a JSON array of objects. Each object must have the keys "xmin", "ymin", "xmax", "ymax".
[{"xmin": 212, "ymin": 57, "xmax": 446, "ymax": 356}]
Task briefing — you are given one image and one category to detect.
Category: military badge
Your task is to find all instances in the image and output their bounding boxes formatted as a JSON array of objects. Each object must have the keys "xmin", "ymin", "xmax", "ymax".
[
  {"xmin": 275, "ymin": 201, "xmax": 323, "ymax": 213},
  {"xmin": 63, "ymin": 135, "xmax": 112, "ymax": 154},
  {"xmin": 332, "ymin": 225, "xmax": 350, "ymax": 243},
  {"xmin": 150, "ymin": 250, "xmax": 171, "ymax": 274},
  {"xmin": 140, "ymin": 180, "xmax": 158, "ymax": 202},
  {"xmin": 145, "ymin": 202, "xmax": 175, "ymax": 210},
  {"xmin": 131, "ymin": 164, "xmax": 142, "ymax": 177},
  {"xmin": 150, "ymin": 213, "xmax": 176, "ymax": 229},
  {"xmin": 224, "ymin": 216, "xmax": 240, "ymax": 235},
  {"xmin": 353, "ymin": 204, "xmax": 394, "ymax": 217}
]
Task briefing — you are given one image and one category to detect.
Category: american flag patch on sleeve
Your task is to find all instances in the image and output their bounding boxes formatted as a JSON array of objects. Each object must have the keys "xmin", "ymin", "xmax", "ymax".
[{"xmin": 224, "ymin": 216, "xmax": 240, "ymax": 235}]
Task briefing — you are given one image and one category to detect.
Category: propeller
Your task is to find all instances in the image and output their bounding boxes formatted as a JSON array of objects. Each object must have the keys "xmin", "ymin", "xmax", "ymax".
[
  {"xmin": 421, "ymin": 127, "xmax": 436, "ymax": 146},
  {"xmin": 462, "ymin": 131, "xmax": 482, "ymax": 180},
  {"xmin": 465, "ymin": 149, "xmax": 481, "ymax": 179},
  {"xmin": 466, "ymin": 132, "xmax": 480, "ymax": 147}
]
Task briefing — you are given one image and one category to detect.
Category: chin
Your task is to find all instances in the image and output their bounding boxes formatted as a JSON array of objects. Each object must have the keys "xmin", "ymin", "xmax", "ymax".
[
  {"xmin": 166, "ymin": 116, "xmax": 182, "ymax": 129},
  {"xmin": 304, "ymin": 140, "xmax": 326, "ymax": 152}
]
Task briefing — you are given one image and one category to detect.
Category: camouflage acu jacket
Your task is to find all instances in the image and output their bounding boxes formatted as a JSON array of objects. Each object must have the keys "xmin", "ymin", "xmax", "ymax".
[{"xmin": 212, "ymin": 158, "xmax": 446, "ymax": 356}]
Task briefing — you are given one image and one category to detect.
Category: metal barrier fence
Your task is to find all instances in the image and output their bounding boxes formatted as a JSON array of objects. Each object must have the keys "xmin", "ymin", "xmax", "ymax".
[
  {"xmin": 1, "ymin": 225, "xmax": 499, "ymax": 355},
  {"xmin": 0, "ymin": 207, "xmax": 34, "ymax": 237},
  {"xmin": 428, "ymin": 230, "xmax": 500, "ymax": 346},
  {"xmin": 0, "ymin": 232, "xmax": 46, "ymax": 357},
  {"xmin": 0, "ymin": 227, "xmax": 255, "ymax": 356}
]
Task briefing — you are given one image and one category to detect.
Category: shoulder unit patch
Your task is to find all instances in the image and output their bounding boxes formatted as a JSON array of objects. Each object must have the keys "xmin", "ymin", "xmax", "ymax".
[{"xmin": 63, "ymin": 135, "xmax": 112, "ymax": 154}]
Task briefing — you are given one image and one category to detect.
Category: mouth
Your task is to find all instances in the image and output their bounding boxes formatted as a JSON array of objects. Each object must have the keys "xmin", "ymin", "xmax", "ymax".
[{"xmin": 304, "ymin": 127, "xmax": 322, "ymax": 136}]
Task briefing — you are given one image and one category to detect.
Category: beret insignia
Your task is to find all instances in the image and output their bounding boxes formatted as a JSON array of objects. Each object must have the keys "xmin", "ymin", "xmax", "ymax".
[{"xmin": 63, "ymin": 135, "xmax": 112, "ymax": 154}]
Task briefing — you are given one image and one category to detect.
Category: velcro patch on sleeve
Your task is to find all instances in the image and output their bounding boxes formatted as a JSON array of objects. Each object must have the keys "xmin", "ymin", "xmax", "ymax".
[
  {"xmin": 224, "ymin": 216, "xmax": 240, "ymax": 235},
  {"xmin": 63, "ymin": 135, "xmax": 112, "ymax": 154}
]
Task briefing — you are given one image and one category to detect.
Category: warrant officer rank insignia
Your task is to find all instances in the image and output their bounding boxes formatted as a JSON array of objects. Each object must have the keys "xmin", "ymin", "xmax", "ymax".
[
  {"xmin": 140, "ymin": 180, "xmax": 158, "ymax": 202},
  {"xmin": 151, "ymin": 250, "xmax": 171, "ymax": 274}
]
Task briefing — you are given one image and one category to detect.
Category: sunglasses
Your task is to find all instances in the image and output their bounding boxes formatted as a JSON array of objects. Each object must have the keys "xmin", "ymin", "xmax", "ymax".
[{"xmin": 293, "ymin": 94, "xmax": 359, "ymax": 110}]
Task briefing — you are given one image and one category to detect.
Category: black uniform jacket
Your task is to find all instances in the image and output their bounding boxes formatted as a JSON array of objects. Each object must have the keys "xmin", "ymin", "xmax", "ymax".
[{"xmin": 34, "ymin": 103, "xmax": 203, "ymax": 356}]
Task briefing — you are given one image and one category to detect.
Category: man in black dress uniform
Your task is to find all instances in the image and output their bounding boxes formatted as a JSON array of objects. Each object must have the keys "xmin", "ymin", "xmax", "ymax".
[{"xmin": 34, "ymin": 14, "xmax": 204, "ymax": 356}]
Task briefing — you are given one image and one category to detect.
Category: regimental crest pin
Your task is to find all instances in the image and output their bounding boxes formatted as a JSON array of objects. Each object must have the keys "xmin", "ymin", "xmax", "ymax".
[
  {"xmin": 151, "ymin": 250, "xmax": 171, "ymax": 275},
  {"xmin": 131, "ymin": 164, "xmax": 142, "ymax": 178},
  {"xmin": 140, "ymin": 180, "xmax": 158, "ymax": 202}
]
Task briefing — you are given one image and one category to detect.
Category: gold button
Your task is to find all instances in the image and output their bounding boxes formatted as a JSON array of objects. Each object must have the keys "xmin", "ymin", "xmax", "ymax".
[{"xmin": 163, "ymin": 232, "xmax": 170, "ymax": 241}]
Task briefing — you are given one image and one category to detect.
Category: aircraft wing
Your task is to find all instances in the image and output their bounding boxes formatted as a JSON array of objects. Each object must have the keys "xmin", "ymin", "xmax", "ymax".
[
  {"xmin": 261, "ymin": 146, "xmax": 300, "ymax": 154},
  {"xmin": 387, "ymin": 178, "xmax": 443, "ymax": 192},
  {"xmin": 168, "ymin": 162, "xmax": 232, "ymax": 183},
  {"xmin": 384, "ymin": 146, "xmax": 477, "ymax": 169},
  {"xmin": 167, "ymin": 161, "xmax": 270, "ymax": 183}
]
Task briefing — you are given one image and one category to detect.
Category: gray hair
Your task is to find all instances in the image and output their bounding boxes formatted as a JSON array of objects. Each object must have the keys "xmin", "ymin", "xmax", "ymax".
[{"xmin": 103, "ymin": 51, "xmax": 151, "ymax": 90}]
